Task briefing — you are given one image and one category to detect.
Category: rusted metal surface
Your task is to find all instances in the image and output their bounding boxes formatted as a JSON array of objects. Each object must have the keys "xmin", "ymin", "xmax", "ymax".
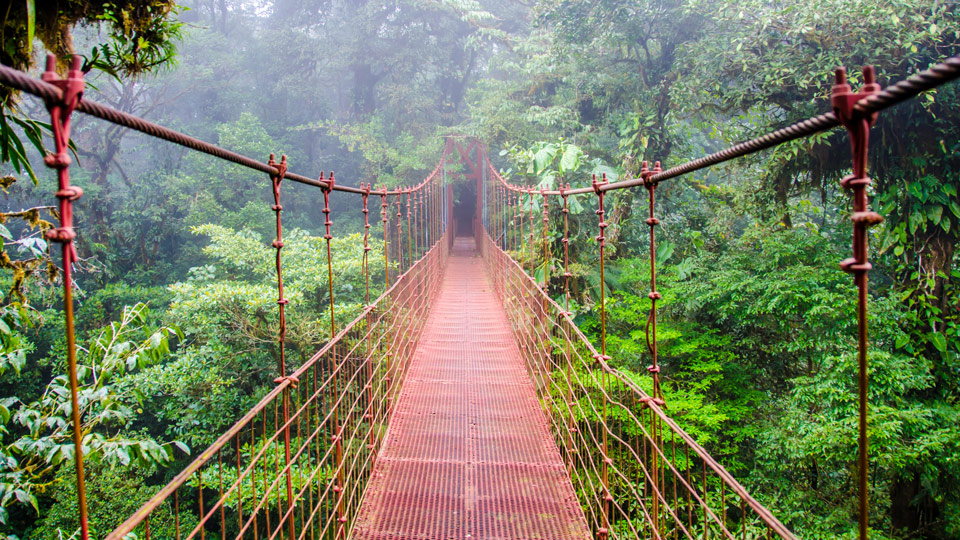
[
  {"xmin": 352, "ymin": 237, "xmax": 591, "ymax": 540},
  {"xmin": 832, "ymin": 65, "xmax": 884, "ymax": 540},
  {"xmin": 590, "ymin": 174, "xmax": 612, "ymax": 539},
  {"xmin": 268, "ymin": 154, "xmax": 290, "ymax": 376},
  {"xmin": 640, "ymin": 161, "xmax": 665, "ymax": 407}
]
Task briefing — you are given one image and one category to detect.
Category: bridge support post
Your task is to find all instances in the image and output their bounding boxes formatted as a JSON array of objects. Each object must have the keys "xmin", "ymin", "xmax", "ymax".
[
  {"xmin": 560, "ymin": 186, "xmax": 576, "ymax": 475},
  {"xmin": 267, "ymin": 153, "xmax": 298, "ymax": 540},
  {"xmin": 361, "ymin": 185, "xmax": 377, "ymax": 457},
  {"xmin": 832, "ymin": 65, "xmax": 883, "ymax": 540},
  {"xmin": 591, "ymin": 175, "xmax": 613, "ymax": 540},
  {"xmin": 640, "ymin": 160, "xmax": 667, "ymax": 539},
  {"xmin": 42, "ymin": 53, "xmax": 88, "ymax": 540}
]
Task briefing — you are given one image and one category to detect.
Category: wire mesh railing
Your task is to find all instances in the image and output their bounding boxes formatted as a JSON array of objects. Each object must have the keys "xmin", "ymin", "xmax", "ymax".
[
  {"xmin": 0, "ymin": 53, "xmax": 458, "ymax": 540},
  {"xmin": 480, "ymin": 229, "xmax": 795, "ymax": 540},
  {"xmin": 475, "ymin": 55, "xmax": 960, "ymax": 540},
  {"xmin": 105, "ymin": 228, "xmax": 450, "ymax": 540}
]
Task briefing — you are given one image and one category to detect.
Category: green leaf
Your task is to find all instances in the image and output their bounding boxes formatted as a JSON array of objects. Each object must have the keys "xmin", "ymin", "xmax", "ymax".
[
  {"xmin": 558, "ymin": 144, "xmax": 582, "ymax": 175},
  {"xmin": 929, "ymin": 332, "xmax": 947, "ymax": 353},
  {"xmin": 656, "ymin": 241, "xmax": 676, "ymax": 265},
  {"xmin": 26, "ymin": 0, "xmax": 35, "ymax": 51},
  {"xmin": 0, "ymin": 224, "xmax": 10, "ymax": 242},
  {"xmin": 532, "ymin": 144, "xmax": 558, "ymax": 175},
  {"xmin": 949, "ymin": 202, "xmax": 960, "ymax": 219},
  {"xmin": 928, "ymin": 205, "xmax": 943, "ymax": 225},
  {"xmin": 907, "ymin": 182, "xmax": 925, "ymax": 202},
  {"xmin": 909, "ymin": 212, "xmax": 921, "ymax": 234}
]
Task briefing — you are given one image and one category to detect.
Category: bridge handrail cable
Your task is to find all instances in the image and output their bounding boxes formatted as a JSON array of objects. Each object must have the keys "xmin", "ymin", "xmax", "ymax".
[
  {"xmin": 0, "ymin": 61, "xmax": 444, "ymax": 195},
  {"xmin": 485, "ymin": 56, "xmax": 960, "ymax": 195}
]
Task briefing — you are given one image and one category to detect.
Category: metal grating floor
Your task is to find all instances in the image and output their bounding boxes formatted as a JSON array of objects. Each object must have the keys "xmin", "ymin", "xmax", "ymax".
[{"xmin": 351, "ymin": 237, "xmax": 590, "ymax": 540}]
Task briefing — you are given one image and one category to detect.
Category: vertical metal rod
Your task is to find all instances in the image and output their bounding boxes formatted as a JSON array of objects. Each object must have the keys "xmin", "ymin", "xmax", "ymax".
[
  {"xmin": 396, "ymin": 194, "xmax": 404, "ymax": 272},
  {"xmin": 519, "ymin": 192, "xmax": 525, "ymax": 264},
  {"xmin": 561, "ymin": 187, "xmax": 574, "ymax": 474},
  {"xmin": 322, "ymin": 175, "xmax": 337, "ymax": 338},
  {"xmin": 593, "ymin": 174, "xmax": 611, "ymax": 539},
  {"xmin": 542, "ymin": 190, "xmax": 549, "ymax": 289},
  {"xmin": 406, "ymin": 191, "xmax": 413, "ymax": 267},
  {"xmin": 641, "ymin": 161, "xmax": 665, "ymax": 404},
  {"xmin": 361, "ymin": 184, "xmax": 375, "ymax": 458},
  {"xmin": 527, "ymin": 191, "xmax": 535, "ymax": 276},
  {"xmin": 831, "ymin": 66, "xmax": 883, "ymax": 540},
  {"xmin": 269, "ymin": 155, "xmax": 289, "ymax": 374},
  {"xmin": 41, "ymin": 54, "xmax": 88, "ymax": 540},
  {"xmin": 641, "ymin": 161, "xmax": 665, "ymax": 538},
  {"xmin": 235, "ymin": 436, "xmax": 244, "ymax": 534},
  {"xmin": 381, "ymin": 191, "xmax": 390, "ymax": 288}
]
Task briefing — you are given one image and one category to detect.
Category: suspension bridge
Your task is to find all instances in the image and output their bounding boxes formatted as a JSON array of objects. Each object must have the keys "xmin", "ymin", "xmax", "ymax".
[{"xmin": 1, "ymin": 53, "xmax": 958, "ymax": 540}]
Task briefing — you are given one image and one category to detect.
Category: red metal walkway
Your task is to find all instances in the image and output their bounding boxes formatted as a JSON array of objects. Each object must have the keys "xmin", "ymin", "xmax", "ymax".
[{"xmin": 352, "ymin": 237, "xmax": 590, "ymax": 540}]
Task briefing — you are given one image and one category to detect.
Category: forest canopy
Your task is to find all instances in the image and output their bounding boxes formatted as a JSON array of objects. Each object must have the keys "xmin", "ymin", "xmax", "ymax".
[{"xmin": 0, "ymin": 0, "xmax": 958, "ymax": 539}]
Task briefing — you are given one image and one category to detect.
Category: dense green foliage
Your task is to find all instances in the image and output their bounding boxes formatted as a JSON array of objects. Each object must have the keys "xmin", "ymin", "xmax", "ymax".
[{"xmin": 0, "ymin": 0, "xmax": 957, "ymax": 538}]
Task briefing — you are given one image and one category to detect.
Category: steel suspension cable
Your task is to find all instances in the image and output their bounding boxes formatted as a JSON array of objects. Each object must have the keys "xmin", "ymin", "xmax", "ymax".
[
  {"xmin": 0, "ymin": 62, "xmax": 466, "ymax": 195},
  {"xmin": 484, "ymin": 55, "xmax": 960, "ymax": 196}
]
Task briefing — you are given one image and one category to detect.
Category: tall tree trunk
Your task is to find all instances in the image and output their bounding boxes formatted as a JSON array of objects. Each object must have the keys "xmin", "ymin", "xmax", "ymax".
[{"xmin": 917, "ymin": 227, "xmax": 956, "ymax": 321}]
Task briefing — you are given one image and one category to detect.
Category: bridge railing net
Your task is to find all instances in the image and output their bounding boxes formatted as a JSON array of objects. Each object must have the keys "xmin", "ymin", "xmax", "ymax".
[
  {"xmin": 480, "ymin": 229, "xmax": 795, "ymax": 540},
  {"xmin": 106, "ymin": 231, "xmax": 449, "ymax": 540},
  {"xmin": 473, "ymin": 57, "xmax": 960, "ymax": 540}
]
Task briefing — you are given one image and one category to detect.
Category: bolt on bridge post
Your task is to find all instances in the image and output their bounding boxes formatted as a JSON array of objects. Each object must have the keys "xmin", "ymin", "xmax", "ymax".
[{"xmin": 831, "ymin": 65, "xmax": 883, "ymax": 540}]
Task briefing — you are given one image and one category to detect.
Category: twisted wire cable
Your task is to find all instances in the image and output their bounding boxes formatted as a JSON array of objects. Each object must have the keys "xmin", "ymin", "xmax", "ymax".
[
  {"xmin": 3, "ymin": 56, "xmax": 958, "ymax": 195},
  {"xmin": 484, "ymin": 56, "xmax": 960, "ymax": 195},
  {"xmin": 0, "ymin": 63, "xmax": 430, "ymax": 195}
]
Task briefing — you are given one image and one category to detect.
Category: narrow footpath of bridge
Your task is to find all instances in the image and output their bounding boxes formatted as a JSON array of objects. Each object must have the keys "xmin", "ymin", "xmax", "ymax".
[{"xmin": 352, "ymin": 237, "xmax": 590, "ymax": 540}]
